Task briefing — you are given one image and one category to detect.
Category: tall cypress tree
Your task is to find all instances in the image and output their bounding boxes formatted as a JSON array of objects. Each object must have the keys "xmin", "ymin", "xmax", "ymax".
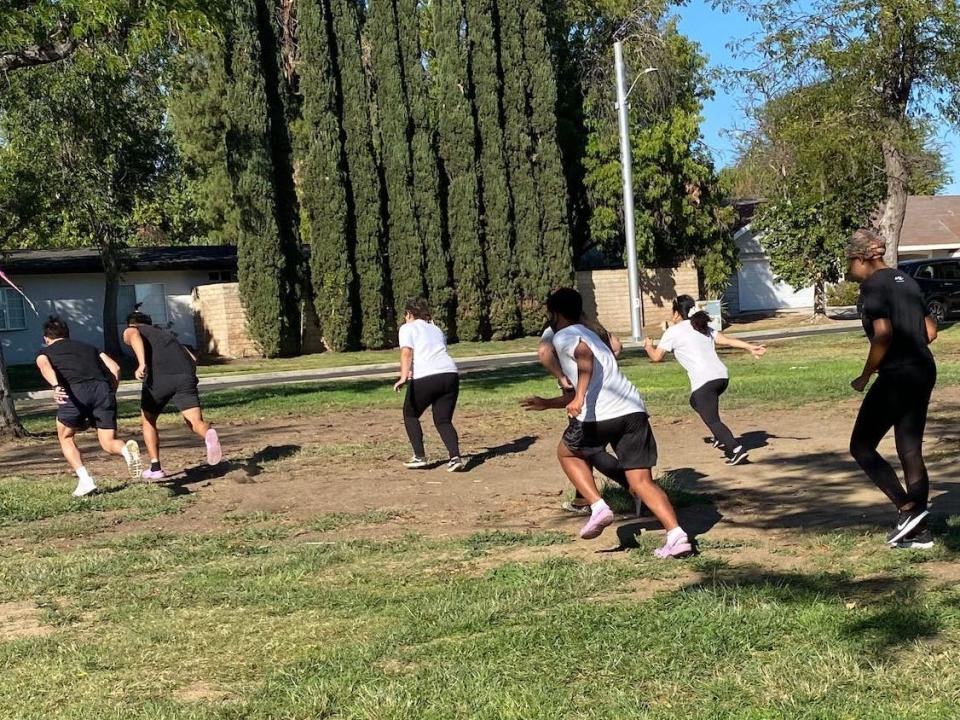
[
  {"xmin": 397, "ymin": 0, "xmax": 452, "ymax": 333},
  {"xmin": 433, "ymin": 0, "xmax": 488, "ymax": 340},
  {"xmin": 223, "ymin": 0, "xmax": 301, "ymax": 357},
  {"xmin": 521, "ymin": 0, "xmax": 573, "ymax": 294},
  {"xmin": 466, "ymin": 0, "xmax": 520, "ymax": 339},
  {"xmin": 498, "ymin": 0, "xmax": 544, "ymax": 334},
  {"xmin": 296, "ymin": 0, "xmax": 357, "ymax": 350},
  {"xmin": 368, "ymin": 0, "xmax": 427, "ymax": 313},
  {"xmin": 330, "ymin": 0, "xmax": 391, "ymax": 349}
]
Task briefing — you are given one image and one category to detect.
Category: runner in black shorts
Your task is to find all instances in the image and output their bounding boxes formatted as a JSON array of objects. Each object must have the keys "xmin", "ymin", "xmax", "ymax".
[
  {"xmin": 846, "ymin": 229, "xmax": 939, "ymax": 549},
  {"xmin": 522, "ymin": 288, "xmax": 692, "ymax": 557},
  {"xmin": 35, "ymin": 317, "xmax": 142, "ymax": 496},
  {"xmin": 123, "ymin": 311, "xmax": 222, "ymax": 479}
]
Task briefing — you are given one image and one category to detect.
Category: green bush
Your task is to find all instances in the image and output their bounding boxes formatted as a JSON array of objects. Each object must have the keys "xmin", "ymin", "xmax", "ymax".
[{"xmin": 827, "ymin": 281, "xmax": 860, "ymax": 306}]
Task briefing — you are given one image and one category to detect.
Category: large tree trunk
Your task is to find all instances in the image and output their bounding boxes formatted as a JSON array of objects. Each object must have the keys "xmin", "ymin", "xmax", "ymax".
[
  {"xmin": 813, "ymin": 277, "xmax": 826, "ymax": 317},
  {"xmin": 878, "ymin": 132, "xmax": 908, "ymax": 269},
  {"xmin": 102, "ymin": 250, "xmax": 123, "ymax": 359},
  {"xmin": 0, "ymin": 344, "xmax": 27, "ymax": 439}
]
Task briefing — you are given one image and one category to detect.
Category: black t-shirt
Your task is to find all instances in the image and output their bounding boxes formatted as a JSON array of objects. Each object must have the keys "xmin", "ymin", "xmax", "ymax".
[
  {"xmin": 859, "ymin": 268, "xmax": 935, "ymax": 373},
  {"xmin": 37, "ymin": 339, "xmax": 110, "ymax": 387},
  {"xmin": 134, "ymin": 324, "xmax": 196, "ymax": 378}
]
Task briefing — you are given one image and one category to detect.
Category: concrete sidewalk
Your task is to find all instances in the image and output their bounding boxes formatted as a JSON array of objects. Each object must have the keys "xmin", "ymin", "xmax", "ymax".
[{"xmin": 14, "ymin": 319, "xmax": 863, "ymax": 407}]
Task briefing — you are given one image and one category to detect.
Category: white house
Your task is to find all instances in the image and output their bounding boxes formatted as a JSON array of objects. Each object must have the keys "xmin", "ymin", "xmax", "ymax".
[
  {"xmin": 724, "ymin": 195, "xmax": 960, "ymax": 315},
  {"xmin": 0, "ymin": 246, "xmax": 236, "ymax": 366}
]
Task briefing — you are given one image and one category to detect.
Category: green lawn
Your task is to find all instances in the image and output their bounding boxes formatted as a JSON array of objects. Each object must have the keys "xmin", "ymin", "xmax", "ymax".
[
  {"xmin": 1, "ymin": 483, "xmax": 960, "ymax": 718},
  {"xmin": 20, "ymin": 324, "xmax": 960, "ymax": 434}
]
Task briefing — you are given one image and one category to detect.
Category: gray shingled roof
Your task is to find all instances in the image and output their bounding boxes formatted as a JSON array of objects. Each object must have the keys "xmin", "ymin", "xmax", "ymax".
[{"xmin": 0, "ymin": 246, "xmax": 238, "ymax": 275}]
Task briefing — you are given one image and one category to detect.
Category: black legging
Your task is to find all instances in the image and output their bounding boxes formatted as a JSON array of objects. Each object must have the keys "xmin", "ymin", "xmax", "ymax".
[
  {"xmin": 403, "ymin": 372, "xmax": 461, "ymax": 458},
  {"xmin": 689, "ymin": 378, "xmax": 738, "ymax": 453},
  {"xmin": 849, "ymin": 367, "xmax": 935, "ymax": 510}
]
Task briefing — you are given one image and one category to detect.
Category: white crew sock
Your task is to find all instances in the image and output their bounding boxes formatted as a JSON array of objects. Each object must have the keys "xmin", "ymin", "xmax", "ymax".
[
  {"xmin": 590, "ymin": 499, "xmax": 610, "ymax": 514},
  {"xmin": 76, "ymin": 466, "xmax": 92, "ymax": 482},
  {"xmin": 667, "ymin": 526, "xmax": 687, "ymax": 543}
]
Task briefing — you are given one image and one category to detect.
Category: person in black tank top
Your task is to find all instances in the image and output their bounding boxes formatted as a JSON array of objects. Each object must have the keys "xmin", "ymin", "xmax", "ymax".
[
  {"xmin": 123, "ymin": 311, "xmax": 222, "ymax": 480},
  {"xmin": 34, "ymin": 316, "xmax": 142, "ymax": 496},
  {"xmin": 846, "ymin": 230, "xmax": 939, "ymax": 548}
]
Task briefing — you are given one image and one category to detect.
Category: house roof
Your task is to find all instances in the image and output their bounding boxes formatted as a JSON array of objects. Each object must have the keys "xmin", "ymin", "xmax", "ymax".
[
  {"xmin": 901, "ymin": 195, "xmax": 960, "ymax": 248},
  {"xmin": 0, "ymin": 245, "xmax": 238, "ymax": 275}
]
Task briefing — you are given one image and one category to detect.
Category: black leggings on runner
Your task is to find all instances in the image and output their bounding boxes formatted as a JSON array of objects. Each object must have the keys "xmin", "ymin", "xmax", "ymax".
[
  {"xmin": 403, "ymin": 372, "xmax": 461, "ymax": 459},
  {"xmin": 849, "ymin": 368, "xmax": 935, "ymax": 510},
  {"xmin": 689, "ymin": 378, "xmax": 738, "ymax": 452}
]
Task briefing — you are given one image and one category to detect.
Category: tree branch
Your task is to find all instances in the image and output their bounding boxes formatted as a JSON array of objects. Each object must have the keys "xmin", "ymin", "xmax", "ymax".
[{"xmin": 0, "ymin": 33, "xmax": 81, "ymax": 74}]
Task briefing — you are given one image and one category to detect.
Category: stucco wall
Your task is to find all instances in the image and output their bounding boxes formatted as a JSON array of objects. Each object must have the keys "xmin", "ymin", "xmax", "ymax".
[{"xmin": 1, "ymin": 270, "xmax": 210, "ymax": 366}]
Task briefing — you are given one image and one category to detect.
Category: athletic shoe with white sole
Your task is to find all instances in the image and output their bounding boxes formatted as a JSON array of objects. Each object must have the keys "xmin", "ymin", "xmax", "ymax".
[
  {"xmin": 725, "ymin": 446, "xmax": 749, "ymax": 466},
  {"xmin": 72, "ymin": 476, "xmax": 97, "ymax": 498},
  {"xmin": 580, "ymin": 506, "xmax": 615, "ymax": 539},
  {"xmin": 653, "ymin": 532, "xmax": 694, "ymax": 559},
  {"xmin": 892, "ymin": 527, "xmax": 934, "ymax": 550},
  {"xmin": 447, "ymin": 456, "xmax": 466, "ymax": 472},
  {"xmin": 886, "ymin": 507, "xmax": 929, "ymax": 545},
  {"xmin": 205, "ymin": 428, "xmax": 223, "ymax": 465},
  {"xmin": 142, "ymin": 468, "xmax": 167, "ymax": 481},
  {"xmin": 404, "ymin": 456, "xmax": 428, "ymax": 469},
  {"xmin": 123, "ymin": 440, "xmax": 142, "ymax": 481}
]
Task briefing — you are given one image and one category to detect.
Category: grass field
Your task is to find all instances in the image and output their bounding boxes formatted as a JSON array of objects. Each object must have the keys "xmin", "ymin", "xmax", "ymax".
[{"xmin": 3, "ymin": 325, "xmax": 960, "ymax": 718}]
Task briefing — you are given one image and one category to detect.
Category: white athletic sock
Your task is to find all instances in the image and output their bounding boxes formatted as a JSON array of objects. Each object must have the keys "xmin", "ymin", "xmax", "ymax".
[
  {"xmin": 590, "ymin": 499, "xmax": 610, "ymax": 514},
  {"xmin": 76, "ymin": 466, "xmax": 92, "ymax": 481},
  {"xmin": 667, "ymin": 527, "xmax": 687, "ymax": 544}
]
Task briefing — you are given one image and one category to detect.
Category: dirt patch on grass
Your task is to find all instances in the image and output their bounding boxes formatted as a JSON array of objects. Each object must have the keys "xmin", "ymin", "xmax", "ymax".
[
  {"xmin": 0, "ymin": 601, "xmax": 53, "ymax": 641},
  {"xmin": 175, "ymin": 681, "xmax": 232, "ymax": 703}
]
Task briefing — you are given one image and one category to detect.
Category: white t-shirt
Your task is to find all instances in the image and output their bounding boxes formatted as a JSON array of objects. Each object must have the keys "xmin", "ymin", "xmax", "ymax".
[
  {"xmin": 551, "ymin": 324, "xmax": 646, "ymax": 422},
  {"xmin": 398, "ymin": 319, "xmax": 458, "ymax": 379},
  {"xmin": 657, "ymin": 320, "xmax": 728, "ymax": 392}
]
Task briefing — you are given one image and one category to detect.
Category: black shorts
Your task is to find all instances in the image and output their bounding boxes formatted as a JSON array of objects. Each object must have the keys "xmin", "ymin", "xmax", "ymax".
[
  {"xmin": 58, "ymin": 380, "xmax": 117, "ymax": 431},
  {"xmin": 141, "ymin": 374, "xmax": 201, "ymax": 415},
  {"xmin": 562, "ymin": 412, "xmax": 658, "ymax": 470}
]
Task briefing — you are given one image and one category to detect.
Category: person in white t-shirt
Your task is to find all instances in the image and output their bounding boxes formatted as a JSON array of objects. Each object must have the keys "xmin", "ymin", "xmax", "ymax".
[
  {"xmin": 644, "ymin": 294, "xmax": 766, "ymax": 465},
  {"xmin": 522, "ymin": 288, "xmax": 692, "ymax": 558},
  {"xmin": 394, "ymin": 298, "xmax": 464, "ymax": 472}
]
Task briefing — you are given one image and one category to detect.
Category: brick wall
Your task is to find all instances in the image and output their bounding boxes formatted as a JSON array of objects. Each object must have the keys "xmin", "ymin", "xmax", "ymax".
[
  {"xmin": 192, "ymin": 283, "xmax": 260, "ymax": 358},
  {"xmin": 576, "ymin": 262, "xmax": 699, "ymax": 335}
]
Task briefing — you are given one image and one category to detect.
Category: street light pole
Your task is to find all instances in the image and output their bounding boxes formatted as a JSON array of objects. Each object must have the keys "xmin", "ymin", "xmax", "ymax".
[{"xmin": 613, "ymin": 41, "xmax": 655, "ymax": 342}]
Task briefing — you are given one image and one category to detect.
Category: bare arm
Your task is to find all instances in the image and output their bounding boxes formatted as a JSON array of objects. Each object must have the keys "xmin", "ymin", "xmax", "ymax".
[
  {"xmin": 609, "ymin": 334, "xmax": 623, "ymax": 357},
  {"xmin": 520, "ymin": 393, "xmax": 572, "ymax": 411},
  {"xmin": 643, "ymin": 337, "xmax": 668, "ymax": 362},
  {"xmin": 394, "ymin": 347, "xmax": 414, "ymax": 391},
  {"xmin": 36, "ymin": 354, "xmax": 59, "ymax": 389},
  {"xmin": 716, "ymin": 332, "xmax": 766, "ymax": 358},
  {"xmin": 926, "ymin": 316, "xmax": 938, "ymax": 344},
  {"xmin": 99, "ymin": 352, "xmax": 121, "ymax": 390},
  {"xmin": 852, "ymin": 318, "xmax": 892, "ymax": 391},
  {"xmin": 123, "ymin": 326, "xmax": 148, "ymax": 379},
  {"xmin": 566, "ymin": 341, "xmax": 594, "ymax": 418}
]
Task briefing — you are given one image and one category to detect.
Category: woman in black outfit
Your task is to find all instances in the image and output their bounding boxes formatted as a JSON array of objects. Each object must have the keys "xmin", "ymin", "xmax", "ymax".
[{"xmin": 846, "ymin": 229, "xmax": 939, "ymax": 548}]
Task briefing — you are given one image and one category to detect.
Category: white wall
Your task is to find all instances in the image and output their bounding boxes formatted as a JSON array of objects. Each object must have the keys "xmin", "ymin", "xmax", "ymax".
[{"xmin": 0, "ymin": 270, "xmax": 212, "ymax": 366}]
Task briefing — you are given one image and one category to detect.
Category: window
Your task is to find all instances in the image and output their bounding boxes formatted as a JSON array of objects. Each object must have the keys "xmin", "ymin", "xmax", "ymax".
[
  {"xmin": 118, "ymin": 283, "xmax": 168, "ymax": 324},
  {"xmin": 938, "ymin": 262, "xmax": 960, "ymax": 281},
  {"xmin": 916, "ymin": 265, "xmax": 935, "ymax": 280},
  {"xmin": 207, "ymin": 271, "xmax": 236, "ymax": 282},
  {"xmin": 0, "ymin": 288, "xmax": 27, "ymax": 331}
]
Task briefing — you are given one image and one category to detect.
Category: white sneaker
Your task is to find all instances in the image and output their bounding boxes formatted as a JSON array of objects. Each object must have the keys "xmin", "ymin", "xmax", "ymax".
[
  {"xmin": 123, "ymin": 440, "xmax": 143, "ymax": 481},
  {"xmin": 404, "ymin": 456, "xmax": 428, "ymax": 469},
  {"xmin": 72, "ymin": 476, "xmax": 97, "ymax": 497},
  {"xmin": 446, "ymin": 456, "xmax": 466, "ymax": 472}
]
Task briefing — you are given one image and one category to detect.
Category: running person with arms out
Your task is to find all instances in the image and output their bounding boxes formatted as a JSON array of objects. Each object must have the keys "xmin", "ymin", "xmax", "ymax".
[
  {"xmin": 394, "ymin": 298, "xmax": 465, "ymax": 472},
  {"xmin": 846, "ymin": 229, "xmax": 938, "ymax": 549},
  {"xmin": 525, "ymin": 288, "xmax": 692, "ymax": 557},
  {"xmin": 35, "ymin": 317, "xmax": 142, "ymax": 497},
  {"xmin": 644, "ymin": 295, "xmax": 765, "ymax": 465},
  {"xmin": 123, "ymin": 311, "xmax": 222, "ymax": 479}
]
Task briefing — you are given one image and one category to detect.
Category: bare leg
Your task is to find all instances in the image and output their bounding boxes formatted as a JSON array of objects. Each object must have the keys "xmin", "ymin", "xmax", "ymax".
[
  {"xmin": 181, "ymin": 407, "xmax": 210, "ymax": 439},
  {"xmin": 625, "ymin": 468, "xmax": 679, "ymax": 531},
  {"xmin": 142, "ymin": 411, "xmax": 161, "ymax": 462},
  {"xmin": 56, "ymin": 422, "xmax": 83, "ymax": 471},
  {"xmin": 96, "ymin": 429, "xmax": 126, "ymax": 456},
  {"xmin": 557, "ymin": 441, "xmax": 602, "ymax": 503}
]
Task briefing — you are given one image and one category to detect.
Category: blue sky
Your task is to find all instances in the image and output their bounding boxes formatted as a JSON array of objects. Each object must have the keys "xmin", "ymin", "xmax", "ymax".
[{"xmin": 674, "ymin": 0, "xmax": 960, "ymax": 195}]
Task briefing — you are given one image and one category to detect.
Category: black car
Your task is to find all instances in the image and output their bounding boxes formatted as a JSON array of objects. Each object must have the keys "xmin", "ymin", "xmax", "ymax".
[{"xmin": 898, "ymin": 258, "xmax": 960, "ymax": 324}]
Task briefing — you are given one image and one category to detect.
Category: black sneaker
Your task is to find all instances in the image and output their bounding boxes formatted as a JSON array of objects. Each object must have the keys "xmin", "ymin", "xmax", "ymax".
[
  {"xmin": 725, "ymin": 446, "xmax": 749, "ymax": 466},
  {"xmin": 446, "ymin": 456, "xmax": 466, "ymax": 472},
  {"xmin": 404, "ymin": 456, "xmax": 428, "ymax": 469},
  {"xmin": 893, "ymin": 526, "xmax": 934, "ymax": 550},
  {"xmin": 886, "ymin": 507, "xmax": 929, "ymax": 545}
]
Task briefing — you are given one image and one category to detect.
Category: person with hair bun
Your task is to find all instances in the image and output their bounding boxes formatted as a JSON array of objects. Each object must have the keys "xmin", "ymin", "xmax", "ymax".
[
  {"xmin": 846, "ymin": 228, "xmax": 938, "ymax": 549},
  {"xmin": 644, "ymin": 295, "xmax": 765, "ymax": 466},
  {"xmin": 394, "ymin": 298, "xmax": 464, "ymax": 472}
]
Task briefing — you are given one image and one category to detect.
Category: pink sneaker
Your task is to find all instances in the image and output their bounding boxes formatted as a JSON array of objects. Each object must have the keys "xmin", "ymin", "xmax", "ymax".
[
  {"xmin": 580, "ymin": 507, "xmax": 615, "ymax": 540},
  {"xmin": 654, "ymin": 532, "xmax": 693, "ymax": 559},
  {"xmin": 205, "ymin": 429, "xmax": 222, "ymax": 465},
  {"xmin": 142, "ymin": 468, "xmax": 166, "ymax": 481}
]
